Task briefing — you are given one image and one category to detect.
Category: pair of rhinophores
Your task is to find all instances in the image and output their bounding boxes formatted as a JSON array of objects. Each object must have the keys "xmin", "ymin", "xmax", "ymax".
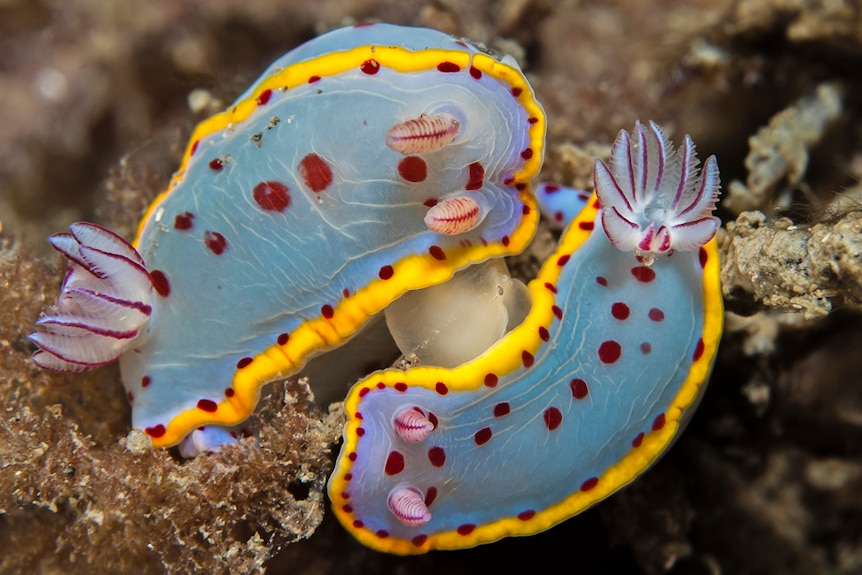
[{"xmin": 29, "ymin": 23, "xmax": 723, "ymax": 554}]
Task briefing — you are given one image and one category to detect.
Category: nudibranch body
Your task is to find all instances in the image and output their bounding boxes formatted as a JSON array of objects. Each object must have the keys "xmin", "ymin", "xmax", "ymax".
[
  {"xmin": 28, "ymin": 23, "xmax": 545, "ymax": 449},
  {"xmin": 330, "ymin": 121, "xmax": 723, "ymax": 553}
]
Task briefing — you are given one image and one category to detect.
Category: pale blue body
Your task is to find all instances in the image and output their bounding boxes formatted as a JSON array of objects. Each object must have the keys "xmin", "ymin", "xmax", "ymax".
[
  {"xmin": 342, "ymin": 220, "xmax": 705, "ymax": 539},
  {"xmin": 121, "ymin": 24, "xmax": 536, "ymax": 437}
]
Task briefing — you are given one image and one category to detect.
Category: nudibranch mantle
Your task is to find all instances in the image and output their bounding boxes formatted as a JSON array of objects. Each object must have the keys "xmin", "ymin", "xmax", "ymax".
[
  {"xmin": 28, "ymin": 23, "xmax": 545, "ymax": 449},
  {"xmin": 329, "ymin": 122, "xmax": 722, "ymax": 554}
]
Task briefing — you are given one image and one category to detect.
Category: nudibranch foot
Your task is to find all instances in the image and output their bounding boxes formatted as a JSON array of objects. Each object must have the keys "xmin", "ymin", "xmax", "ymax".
[
  {"xmin": 594, "ymin": 120, "xmax": 720, "ymax": 259},
  {"xmin": 177, "ymin": 424, "xmax": 254, "ymax": 458},
  {"xmin": 29, "ymin": 222, "xmax": 152, "ymax": 372},
  {"xmin": 535, "ymin": 182, "xmax": 592, "ymax": 230},
  {"xmin": 330, "ymin": 121, "xmax": 723, "ymax": 554}
]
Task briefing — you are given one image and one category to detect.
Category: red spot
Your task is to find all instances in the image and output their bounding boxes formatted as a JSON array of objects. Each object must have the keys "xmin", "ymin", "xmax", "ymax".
[
  {"xmin": 429, "ymin": 245, "xmax": 446, "ymax": 260},
  {"xmin": 693, "ymin": 337, "xmax": 705, "ymax": 361},
  {"xmin": 552, "ymin": 305, "xmax": 563, "ymax": 320},
  {"xmin": 378, "ymin": 265, "xmax": 394, "ymax": 280},
  {"xmin": 469, "ymin": 66, "xmax": 482, "ymax": 79},
  {"xmin": 141, "ymin": 376, "xmax": 151, "ymax": 388},
  {"xmin": 543, "ymin": 184, "xmax": 561, "ymax": 194},
  {"xmin": 648, "ymin": 308, "xmax": 665, "ymax": 322},
  {"xmin": 277, "ymin": 333, "xmax": 289, "ymax": 345},
  {"xmin": 209, "ymin": 158, "xmax": 225, "ymax": 173},
  {"xmin": 457, "ymin": 524, "xmax": 476, "ymax": 536},
  {"xmin": 174, "ymin": 212, "xmax": 194, "ymax": 230},
  {"xmin": 652, "ymin": 413, "xmax": 666, "ymax": 431},
  {"xmin": 256, "ymin": 89, "xmax": 272, "ymax": 105},
  {"xmin": 596, "ymin": 276, "xmax": 608, "ymax": 287},
  {"xmin": 699, "ymin": 246, "xmax": 708, "ymax": 268},
  {"xmin": 511, "ymin": 87, "xmax": 523, "ymax": 97},
  {"xmin": 358, "ymin": 387, "xmax": 370, "ymax": 398},
  {"xmin": 299, "ymin": 153, "xmax": 334, "ymax": 192},
  {"xmin": 322, "ymin": 304, "xmax": 334, "ymax": 319},
  {"xmin": 385, "ymin": 451, "xmax": 405, "ymax": 475},
  {"xmin": 425, "ymin": 486, "xmax": 437, "ymax": 506},
  {"xmin": 538, "ymin": 326, "xmax": 550, "ymax": 341},
  {"xmin": 557, "ymin": 254, "xmax": 570, "ymax": 267},
  {"xmin": 579, "ymin": 221, "xmax": 594, "ymax": 231},
  {"xmin": 493, "ymin": 402, "xmax": 510, "ymax": 417},
  {"xmin": 190, "ymin": 140, "xmax": 199, "ymax": 155},
  {"xmin": 412, "ymin": 535, "xmax": 428, "ymax": 547},
  {"xmin": 528, "ymin": 117, "xmax": 539, "ymax": 124},
  {"xmin": 376, "ymin": 530, "xmax": 389, "ymax": 539},
  {"xmin": 631, "ymin": 266, "xmax": 656, "ymax": 283},
  {"xmin": 484, "ymin": 373, "xmax": 498, "ymax": 387},
  {"xmin": 515, "ymin": 182, "xmax": 527, "ymax": 191},
  {"xmin": 344, "ymin": 473, "xmax": 352, "ymax": 482},
  {"xmin": 580, "ymin": 477, "xmax": 599, "ymax": 491},
  {"xmin": 423, "ymin": 198, "xmax": 438, "ymax": 207},
  {"xmin": 518, "ymin": 510, "xmax": 536, "ymax": 521},
  {"xmin": 236, "ymin": 357, "xmax": 253, "ymax": 369},
  {"xmin": 437, "ymin": 61, "xmax": 461, "ymax": 73},
  {"xmin": 376, "ymin": 381, "xmax": 385, "ymax": 390},
  {"xmin": 522, "ymin": 350, "xmax": 534, "ymax": 367},
  {"xmin": 502, "ymin": 235, "xmax": 510, "ymax": 247},
  {"xmin": 544, "ymin": 282, "xmax": 558, "ymax": 294},
  {"xmin": 145, "ymin": 424, "xmax": 166, "ymax": 438},
  {"xmin": 356, "ymin": 427, "xmax": 365, "ymax": 436},
  {"xmin": 474, "ymin": 427, "xmax": 492, "ymax": 445},
  {"xmin": 197, "ymin": 399, "xmax": 218, "ymax": 412},
  {"xmin": 632, "ymin": 432, "xmax": 645, "ymax": 448},
  {"xmin": 353, "ymin": 520, "xmax": 363, "ymax": 529},
  {"xmin": 343, "ymin": 288, "xmax": 351, "ymax": 298},
  {"xmin": 554, "ymin": 212, "xmax": 564, "ymax": 223},
  {"xmin": 544, "ymin": 407, "xmax": 563, "ymax": 430},
  {"xmin": 149, "ymin": 270, "xmax": 170, "ymax": 297},
  {"xmin": 204, "ymin": 231, "xmax": 227, "ymax": 255},
  {"xmin": 253, "ymin": 181, "xmax": 291, "ymax": 212},
  {"xmin": 360, "ymin": 59, "xmax": 380, "ymax": 74},
  {"xmin": 394, "ymin": 382, "xmax": 407, "ymax": 392},
  {"xmin": 435, "ymin": 382, "xmax": 448, "ymax": 395},
  {"xmin": 570, "ymin": 378, "xmax": 589, "ymax": 399},
  {"xmin": 640, "ymin": 342, "xmax": 652, "ymax": 354},
  {"xmin": 521, "ymin": 148, "xmax": 533, "ymax": 160},
  {"xmin": 598, "ymin": 340, "xmax": 621, "ymax": 364},
  {"xmin": 522, "ymin": 204, "xmax": 531, "ymax": 216},
  {"xmin": 611, "ymin": 302, "xmax": 630, "ymax": 320},
  {"xmin": 398, "ymin": 156, "xmax": 427, "ymax": 183},
  {"xmin": 127, "ymin": 391, "xmax": 134, "ymax": 403},
  {"xmin": 428, "ymin": 446, "xmax": 446, "ymax": 467},
  {"xmin": 427, "ymin": 411, "xmax": 438, "ymax": 428},
  {"xmin": 466, "ymin": 161, "xmax": 485, "ymax": 190},
  {"xmin": 348, "ymin": 452, "xmax": 357, "ymax": 461},
  {"xmin": 308, "ymin": 75, "xmax": 321, "ymax": 83},
  {"xmin": 224, "ymin": 388, "xmax": 235, "ymax": 398}
]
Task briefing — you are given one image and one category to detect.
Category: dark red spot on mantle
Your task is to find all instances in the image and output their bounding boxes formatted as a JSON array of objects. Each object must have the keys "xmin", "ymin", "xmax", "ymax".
[
  {"xmin": 204, "ymin": 231, "xmax": 227, "ymax": 255},
  {"xmin": 398, "ymin": 156, "xmax": 427, "ymax": 183},
  {"xmin": 174, "ymin": 212, "xmax": 194, "ymax": 230},
  {"xmin": 145, "ymin": 424, "xmax": 166, "ymax": 438},
  {"xmin": 299, "ymin": 153, "xmax": 334, "ymax": 193},
  {"xmin": 253, "ymin": 181, "xmax": 291, "ymax": 212},
  {"xmin": 652, "ymin": 413, "xmax": 666, "ymax": 431},
  {"xmin": 611, "ymin": 302, "xmax": 630, "ymax": 320},
  {"xmin": 236, "ymin": 357, "xmax": 253, "ymax": 369},
  {"xmin": 429, "ymin": 245, "xmax": 446, "ymax": 260},
  {"xmin": 197, "ymin": 399, "xmax": 218, "ymax": 412},
  {"xmin": 435, "ymin": 382, "xmax": 448, "ymax": 395},
  {"xmin": 631, "ymin": 266, "xmax": 656, "ymax": 283},
  {"xmin": 543, "ymin": 407, "xmax": 563, "ymax": 430},
  {"xmin": 437, "ymin": 61, "xmax": 460, "ymax": 73},
  {"xmin": 360, "ymin": 59, "xmax": 380, "ymax": 74},
  {"xmin": 256, "ymin": 89, "xmax": 272, "ymax": 105},
  {"xmin": 466, "ymin": 161, "xmax": 485, "ymax": 191},
  {"xmin": 428, "ymin": 446, "xmax": 446, "ymax": 467},
  {"xmin": 385, "ymin": 451, "xmax": 405, "ymax": 475},
  {"xmin": 493, "ymin": 402, "xmax": 510, "ymax": 417},
  {"xmin": 474, "ymin": 427, "xmax": 492, "ymax": 445},
  {"xmin": 469, "ymin": 66, "xmax": 482, "ymax": 79},
  {"xmin": 208, "ymin": 158, "xmax": 224, "ymax": 172},
  {"xmin": 484, "ymin": 373, "xmax": 498, "ymax": 387},
  {"xmin": 149, "ymin": 270, "xmax": 170, "ymax": 297},
  {"xmin": 378, "ymin": 265, "xmax": 394, "ymax": 280},
  {"xmin": 321, "ymin": 304, "xmax": 334, "ymax": 319},
  {"xmin": 457, "ymin": 524, "xmax": 476, "ymax": 536},
  {"xmin": 570, "ymin": 378, "xmax": 589, "ymax": 399},
  {"xmin": 598, "ymin": 340, "xmax": 621, "ymax": 364},
  {"xmin": 693, "ymin": 337, "xmax": 705, "ymax": 361},
  {"xmin": 580, "ymin": 477, "xmax": 599, "ymax": 491}
]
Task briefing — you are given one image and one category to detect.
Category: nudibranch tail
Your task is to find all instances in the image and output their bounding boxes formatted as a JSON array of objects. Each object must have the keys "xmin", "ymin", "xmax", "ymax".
[
  {"xmin": 330, "ymin": 121, "xmax": 722, "ymax": 554},
  {"xmin": 594, "ymin": 120, "xmax": 720, "ymax": 258},
  {"xmin": 30, "ymin": 222, "xmax": 152, "ymax": 372}
]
